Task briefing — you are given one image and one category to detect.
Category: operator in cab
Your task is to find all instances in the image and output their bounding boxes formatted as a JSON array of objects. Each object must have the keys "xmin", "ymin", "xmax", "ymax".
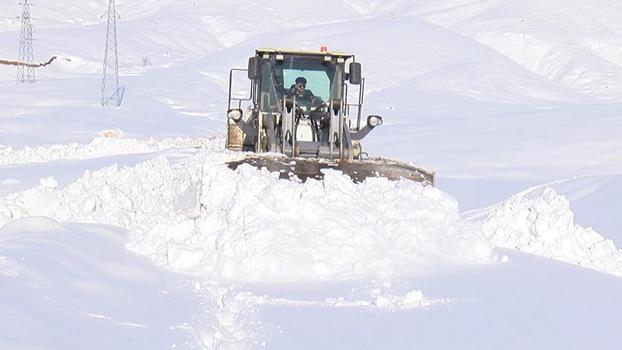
[{"xmin": 289, "ymin": 76, "xmax": 317, "ymax": 106}]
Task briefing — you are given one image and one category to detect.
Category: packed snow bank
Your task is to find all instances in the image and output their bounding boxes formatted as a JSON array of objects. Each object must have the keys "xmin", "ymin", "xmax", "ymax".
[
  {"xmin": 170, "ymin": 163, "xmax": 492, "ymax": 281},
  {"xmin": 0, "ymin": 136, "xmax": 223, "ymax": 166},
  {"xmin": 0, "ymin": 151, "xmax": 493, "ymax": 282},
  {"xmin": 1, "ymin": 147, "xmax": 619, "ymax": 281},
  {"xmin": 465, "ymin": 187, "xmax": 622, "ymax": 277},
  {"xmin": 553, "ymin": 175, "xmax": 622, "ymax": 247}
]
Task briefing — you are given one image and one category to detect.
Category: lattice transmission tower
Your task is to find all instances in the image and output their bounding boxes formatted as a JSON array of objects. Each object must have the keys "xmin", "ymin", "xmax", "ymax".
[
  {"xmin": 17, "ymin": 0, "xmax": 35, "ymax": 84},
  {"xmin": 101, "ymin": 0, "xmax": 123, "ymax": 107}
]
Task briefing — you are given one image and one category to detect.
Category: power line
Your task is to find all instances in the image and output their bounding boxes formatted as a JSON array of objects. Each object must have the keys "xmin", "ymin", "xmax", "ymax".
[
  {"xmin": 17, "ymin": 0, "xmax": 35, "ymax": 84},
  {"xmin": 101, "ymin": 0, "xmax": 123, "ymax": 107}
]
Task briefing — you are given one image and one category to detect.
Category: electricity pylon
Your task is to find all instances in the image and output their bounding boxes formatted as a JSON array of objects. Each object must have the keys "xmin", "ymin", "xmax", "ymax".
[
  {"xmin": 101, "ymin": 0, "xmax": 123, "ymax": 107},
  {"xmin": 17, "ymin": 0, "xmax": 35, "ymax": 84}
]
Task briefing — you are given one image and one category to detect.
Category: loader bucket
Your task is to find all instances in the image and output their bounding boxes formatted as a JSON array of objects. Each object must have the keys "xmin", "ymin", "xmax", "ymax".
[{"xmin": 227, "ymin": 155, "xmax": 435, "ymax": 185}]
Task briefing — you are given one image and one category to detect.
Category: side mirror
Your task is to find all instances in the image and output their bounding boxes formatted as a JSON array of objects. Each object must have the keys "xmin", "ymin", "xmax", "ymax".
[
  {"xmin": 248, "ymin": 57, "xmax": 260, "ymax": 80},
  {"xmin": 349, "ymin": 62, "xmax": 362, "ymax": 85}
]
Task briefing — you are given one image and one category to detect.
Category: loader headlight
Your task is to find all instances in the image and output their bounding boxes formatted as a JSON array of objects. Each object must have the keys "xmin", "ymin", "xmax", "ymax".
[
  {"xmin": 367, "ymin": 115, "xmax": 383, "ymax": 128},
  {"xmin": 228, "ymin": 109, "xmax": 243, "ymax": 122}
]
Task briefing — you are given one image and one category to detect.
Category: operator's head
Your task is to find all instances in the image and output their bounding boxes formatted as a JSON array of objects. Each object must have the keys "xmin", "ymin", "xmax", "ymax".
[{"xmin": 295, "ymin": 77, "xmax": 307, "ymax": 92}]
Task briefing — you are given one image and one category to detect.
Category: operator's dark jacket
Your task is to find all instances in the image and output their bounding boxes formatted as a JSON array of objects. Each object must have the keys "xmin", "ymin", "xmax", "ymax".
[{"xmin": 289, "ymin": 85, "xmax": 315, "ymax": 102}]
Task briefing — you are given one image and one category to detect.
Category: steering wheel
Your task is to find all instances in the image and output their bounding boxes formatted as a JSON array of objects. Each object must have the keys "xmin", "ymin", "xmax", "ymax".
[{"xmin": 309, "ymin": 101, "xmax": 329, "ymax": 121}]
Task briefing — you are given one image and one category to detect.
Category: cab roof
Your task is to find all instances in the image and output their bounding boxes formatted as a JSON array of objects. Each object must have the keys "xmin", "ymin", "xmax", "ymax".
[{"xmin": 256, "ymin": 48, "xmax": 354, "ymax": 59}]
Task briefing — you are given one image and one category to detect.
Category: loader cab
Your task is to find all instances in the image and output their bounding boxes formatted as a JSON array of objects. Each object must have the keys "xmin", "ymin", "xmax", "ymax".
[
  {"xmin": 227, "ymin": 48, "xmax": 379, "ymax": 160},
  {"xmin": 260, "ymin": 53, "xmax": 343, "ymax": 110}
]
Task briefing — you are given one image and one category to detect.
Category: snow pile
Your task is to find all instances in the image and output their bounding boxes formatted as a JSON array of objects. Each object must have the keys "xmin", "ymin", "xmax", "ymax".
[
  {"xmin": 0, "ymin": 155, "xmax": 203, "ymax": 245},
  {"xmin": 144, "ymin": 161, "xmax": 492, "ymax": 281},
  {"xmin": 1, "ymin": 148, "xmax": 619, "ymax": 280},
  {"xmin": 0, "ymin": 151, "xmax": 493, "ymax": 282},
  {"xmin": 0, "ymin": 136, "xmax": 223, "ymax": 166},
  {"xmin": 467, "ymin": 187, "xmax": 622, "ymax": 276}
]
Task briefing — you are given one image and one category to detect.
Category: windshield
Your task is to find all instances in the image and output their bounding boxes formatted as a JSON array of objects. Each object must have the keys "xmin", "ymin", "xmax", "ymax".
[
  {"xmin": 283, "ymin": 69, "xmax": 330, "ymax": 101},
  {"xmin": 257, "ymin": 56, "xmax": 344, "ymax": 113}
]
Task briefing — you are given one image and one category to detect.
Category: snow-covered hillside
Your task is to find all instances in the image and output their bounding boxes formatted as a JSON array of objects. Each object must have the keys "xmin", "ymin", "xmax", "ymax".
[{"xmin": 1, "ymin": 1, "xmax": 621, "ymax": 349}]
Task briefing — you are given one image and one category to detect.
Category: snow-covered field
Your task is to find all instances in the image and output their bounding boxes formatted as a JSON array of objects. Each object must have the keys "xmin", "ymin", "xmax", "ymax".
[{"xmin": 1, "ymin": 1, "xmax": 621, "ymax": 349}]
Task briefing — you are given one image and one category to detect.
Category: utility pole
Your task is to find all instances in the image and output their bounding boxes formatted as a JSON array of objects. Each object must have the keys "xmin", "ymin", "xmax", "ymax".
[
  {"xmin": 17, "ymin": 0, "xmax": 35, "ymax": 84},
  {"xmin": 101, "ymin": 0, "xmax": 123, "ymax": 107}
]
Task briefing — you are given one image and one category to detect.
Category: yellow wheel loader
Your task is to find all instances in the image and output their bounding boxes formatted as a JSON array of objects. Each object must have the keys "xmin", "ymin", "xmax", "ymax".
[{"xmin": 225, "ymin": 48, "xmax": 434, "ymax": 184}]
